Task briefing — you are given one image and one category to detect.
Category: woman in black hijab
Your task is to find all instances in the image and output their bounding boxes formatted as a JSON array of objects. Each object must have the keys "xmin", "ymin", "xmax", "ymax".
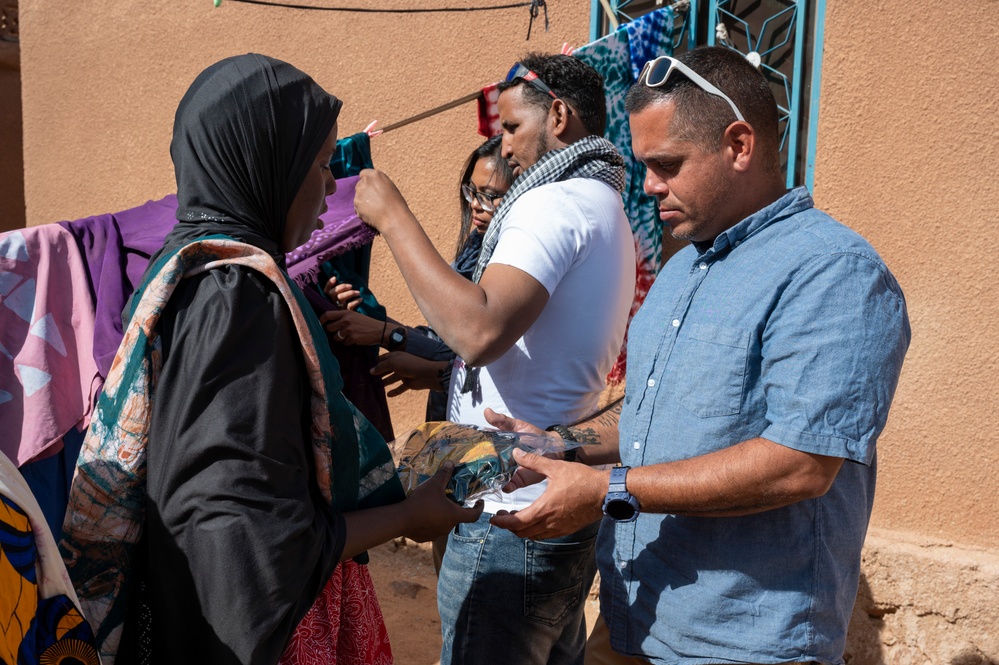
[{"xmin": 62, "ymin": 54, "xmax": 482, "ymax": 665}]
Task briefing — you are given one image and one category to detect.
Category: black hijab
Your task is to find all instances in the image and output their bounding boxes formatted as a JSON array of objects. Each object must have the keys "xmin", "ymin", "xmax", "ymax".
[
  {"xmin": 160, "ymin": 53, "xmax": 341, "ymax": 261},
  {"xmin": 119, "ymin": 56, "xmax": 347, "ymax": 664}
]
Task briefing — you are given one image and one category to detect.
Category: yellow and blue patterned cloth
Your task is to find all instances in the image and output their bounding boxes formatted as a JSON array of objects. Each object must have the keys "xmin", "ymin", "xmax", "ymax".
[{"xmin": 1, "ymin": 450, "xmax": 99, "ymax": 665}]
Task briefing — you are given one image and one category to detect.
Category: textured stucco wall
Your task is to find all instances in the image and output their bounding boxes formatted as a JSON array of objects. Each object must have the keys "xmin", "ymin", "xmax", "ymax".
[
  {"xmin": 813, "ymin": 0, "xmax": 999, "ymax": 550},
  {"xmin": 19, "ymin": 0, "xmax": 589, "ymax": 432}
]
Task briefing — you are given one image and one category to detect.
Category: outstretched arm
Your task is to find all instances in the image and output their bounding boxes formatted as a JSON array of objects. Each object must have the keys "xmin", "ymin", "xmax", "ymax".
[
  {"xmin": 340, "ymin": 461, "xmax": 483, "ymax": 561},
  {"xmin": 490, "ymin": 436, "xmax": 843, "ymax": 540},
  {"xmin": 353, "ymin": 169, "xmax": 548, "ymax": 366}
]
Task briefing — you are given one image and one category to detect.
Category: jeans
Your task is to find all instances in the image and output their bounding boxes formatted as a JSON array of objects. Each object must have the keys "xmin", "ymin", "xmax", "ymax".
[{"xmin": 438, "ymin": 512, "xmax": 599, "ymax": 665}]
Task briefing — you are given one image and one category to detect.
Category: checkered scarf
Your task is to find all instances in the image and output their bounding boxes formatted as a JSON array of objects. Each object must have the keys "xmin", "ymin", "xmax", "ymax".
[{"xmin": 471, "ymin": 135, "xmax": 626, "ymax": 283}]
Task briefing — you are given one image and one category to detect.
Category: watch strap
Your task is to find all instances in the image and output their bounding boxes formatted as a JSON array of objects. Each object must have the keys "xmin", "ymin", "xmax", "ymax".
[
  {"xmin": 545, "ymin": 424, "xmax": 578, "ymax": 462},
  {"xmin": 608, "ymin": 466, "xmax": 630, "ymax": 492}
]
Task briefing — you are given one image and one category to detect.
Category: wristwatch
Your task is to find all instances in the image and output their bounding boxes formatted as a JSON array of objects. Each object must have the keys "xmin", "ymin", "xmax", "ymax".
[
  {"xmin": 386, "ymin": 326, "xmax": 407, "ymax": 351},
  {"xmin": 602, "ymin": 466, "xmax": 641, "ymax": 522},
  {"xmin": 545, "ymin": 424, "xmax": 579, "ymax": 463}
]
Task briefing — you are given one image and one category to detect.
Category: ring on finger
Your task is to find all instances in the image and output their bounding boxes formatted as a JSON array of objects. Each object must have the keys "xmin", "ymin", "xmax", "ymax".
[{"xmin": 335, "ymin": 330, "xmax": 345, "ymax": 340}]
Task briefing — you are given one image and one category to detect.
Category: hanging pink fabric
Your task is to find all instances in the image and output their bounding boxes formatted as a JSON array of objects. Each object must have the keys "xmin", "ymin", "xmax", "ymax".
[
  {"xmin": 0, "ymin": 225, "xmax": 99, "ymax": 466},
  {"xmin": 279, "ymin": 559, "xmax": 394, "ymax": 665}
]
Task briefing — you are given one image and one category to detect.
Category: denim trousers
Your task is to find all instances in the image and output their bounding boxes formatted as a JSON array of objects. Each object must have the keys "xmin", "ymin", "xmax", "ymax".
[{"xmin": 438, "ymin": 512, "xmax": 600, "ymax": 665}]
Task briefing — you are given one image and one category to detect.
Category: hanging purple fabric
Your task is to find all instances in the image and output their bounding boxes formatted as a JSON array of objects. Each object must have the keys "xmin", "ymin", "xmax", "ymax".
[
  {"xmin": 58, "ymin": 196, "xmax": 179, "ymax": 380},
  {"xmin": 60, "ymin": 181, "xmax": 375, "ymax": 379},
  {"xmin": 285, "ymin": 176, "xmax": 377, "ymax": 290}
]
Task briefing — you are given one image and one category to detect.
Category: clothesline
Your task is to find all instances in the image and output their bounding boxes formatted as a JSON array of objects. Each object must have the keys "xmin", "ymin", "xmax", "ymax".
[
  {"xmin": 215, "ymin": 0, "xmax": 550, "ymax": 39},
  {"xmin": 370, "ymin": 0, "xmax": 687, "ymax": 137},
  {"xmin": 380, "ymin": 90, "xmax": 483, "ymax": 134}
]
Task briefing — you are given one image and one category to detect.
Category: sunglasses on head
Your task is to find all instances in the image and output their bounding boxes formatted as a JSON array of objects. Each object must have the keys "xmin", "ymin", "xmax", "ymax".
[
  {"xmin": 505, "ymin": 63, "xmax": 573, "ymax": 115},
  {"xmin": 638, "ymin": 55, "xmax": 745, "ymax": 123},
  {"xmin": 462, "ymin": 183, "xmax": 504, "ymax": 212}
]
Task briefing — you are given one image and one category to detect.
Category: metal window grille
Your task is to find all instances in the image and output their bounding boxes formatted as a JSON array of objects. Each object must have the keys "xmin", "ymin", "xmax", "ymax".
[{"xmin": 590, "ymin": 0, "xmax": 826, "ymax": 190}]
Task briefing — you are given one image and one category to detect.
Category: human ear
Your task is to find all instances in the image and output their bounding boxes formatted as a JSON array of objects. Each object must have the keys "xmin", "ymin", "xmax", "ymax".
[
  {"xmin": 724, "ymin": 121, "xmax": 755, "ymax": 172},
  {"xmin": 550, "ymin": 99, "xmax": 573, "ymax": 138}
]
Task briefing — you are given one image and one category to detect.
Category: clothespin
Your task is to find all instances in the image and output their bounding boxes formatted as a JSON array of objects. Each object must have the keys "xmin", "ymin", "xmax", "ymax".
[
  {"xmin": 526, "ymin": 0, "xmax": 548, "ymax": 41},
  {"xmin": 561, "ymin": 42, "xmax": 575, "ymax": 56},
  {"xmin": 363, "ymin": 120, "xmax": 383, "ymax": 138},
  {"xmin": 214, "ymin": 0, "xmax": 222, "ymax": 6},
  {"xmin": 745, "ymin": 52, "xmax": 762, "ymax": 69}
]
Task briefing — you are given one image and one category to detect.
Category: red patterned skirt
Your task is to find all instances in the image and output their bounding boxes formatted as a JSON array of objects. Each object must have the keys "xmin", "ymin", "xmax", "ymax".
[{"xmin": 279, "ymin": 560, "xmax": 393, "ymax": 665}]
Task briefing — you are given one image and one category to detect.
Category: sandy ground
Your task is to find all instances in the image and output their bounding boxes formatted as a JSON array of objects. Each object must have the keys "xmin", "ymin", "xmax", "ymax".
[{"xmin": 368, "ymin": 538, "xmax": 600, "ymax": 665}]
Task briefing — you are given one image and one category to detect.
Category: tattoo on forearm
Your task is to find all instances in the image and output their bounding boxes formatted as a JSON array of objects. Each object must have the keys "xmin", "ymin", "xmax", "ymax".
[
  {"xmin": 566, "ymin": 398, "xmax": 622, "ymax": 445},
  {"xmin": 569, "ymin": 426, "xmax": 601, "ymax": 447}
]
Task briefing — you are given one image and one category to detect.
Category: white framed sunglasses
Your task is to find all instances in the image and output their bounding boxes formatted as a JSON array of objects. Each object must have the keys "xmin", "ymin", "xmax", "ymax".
[{"xmin": 638, "ymin": 55, "xmax": 746, "ymax": 123}]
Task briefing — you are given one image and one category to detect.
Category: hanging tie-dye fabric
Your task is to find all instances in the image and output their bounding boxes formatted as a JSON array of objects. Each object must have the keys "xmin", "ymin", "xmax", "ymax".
[{"xmin": 574, "ymin": 6, "xmax": 675, "ymax": 383}]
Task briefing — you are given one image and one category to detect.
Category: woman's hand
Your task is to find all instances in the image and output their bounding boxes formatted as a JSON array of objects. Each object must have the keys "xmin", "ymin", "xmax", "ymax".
[
  {"xmin": 354, "ymin": 169, "xmax": 413, "ymax": 233},
  {"xmin": 402, "ymin": 461, "xmax": 484, "ymax": 542},
  {"xmin": 323, "ymin": 276, "xmax": 361, "ymax": 311},
  {"xmin": 371, "ymin": 352, "xmax": 448, "ymax": 396},
  {"xmin": 321, "ymin": 310, "xmax": 385, "ymax": 346}
]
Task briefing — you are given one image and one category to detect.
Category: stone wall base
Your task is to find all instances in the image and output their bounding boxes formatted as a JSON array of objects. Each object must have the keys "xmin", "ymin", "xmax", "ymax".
[{"xmin": 847, "ymin": 528, "xmax": 999, "ymax": 665}]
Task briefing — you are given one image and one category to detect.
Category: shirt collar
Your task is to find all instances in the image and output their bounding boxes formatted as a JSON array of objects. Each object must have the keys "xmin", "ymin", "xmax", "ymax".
[{"xmin": 694, "ymin": 187, "xmax": 814, "ymax": 259}]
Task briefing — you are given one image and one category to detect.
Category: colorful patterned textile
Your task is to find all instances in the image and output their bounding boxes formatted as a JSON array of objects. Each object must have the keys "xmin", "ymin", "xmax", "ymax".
[
  {"xmin": 60, "ymin": 238, "xmax": 403, "ymax": 663},
  {"xmin": 279, "ymin": 560, "xmax": 393, "ymax": 665},
  {"xmin": 476, "ymin": 82, "xmax": 502, "ymax": 138},
  {"xmin": 0, "ymin": 225, "xmax": 100, "ymax": 466},
  {"xmin": 0, "ymin": 450, "xmax": 99, "ymax": 665},
  {"xmin": 575, "ymin": 6, "xmax": 675, "ymax": 383}
]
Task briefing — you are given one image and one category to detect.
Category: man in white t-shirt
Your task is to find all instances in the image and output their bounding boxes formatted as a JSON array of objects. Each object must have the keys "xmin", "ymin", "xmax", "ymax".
[{"xmin": 354, "ymin": 53, "xmax": 635, "ymax": 665}]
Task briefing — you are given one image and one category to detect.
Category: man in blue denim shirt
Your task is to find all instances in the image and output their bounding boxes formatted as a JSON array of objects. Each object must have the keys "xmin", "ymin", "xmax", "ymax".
[{"xmin": 488, "ymin": 47, "xmax": 910, "ymax": 664}]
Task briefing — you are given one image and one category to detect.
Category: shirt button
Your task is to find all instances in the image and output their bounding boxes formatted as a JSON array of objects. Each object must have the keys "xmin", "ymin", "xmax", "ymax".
[
  {"xmin": 647, "ymin": 378, "xmax": 655, "ymax": 387},
  {"xmin": 618, "ymin": 560, "xmax": 628, "ymax": 569},
  {"xmin": 699, "ymin": 262, "xmax": 707, "ymax": 270},
  {"xmin": 633, "ymin": 441, "xmax": 641, "ymax": 449},
  {"xmin": 671, "ymin": 319, "xmax": 680, "ymax": 328}
]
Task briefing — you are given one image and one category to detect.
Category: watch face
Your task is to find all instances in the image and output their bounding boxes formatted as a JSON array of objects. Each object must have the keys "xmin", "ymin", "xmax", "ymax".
[
  {"xmin": 390, "ymin": 329, "xmax": 405, "ymax": 344},
  {"xmin": 604, "ymin": 496, "xmax": 637, "ymax": 521}
]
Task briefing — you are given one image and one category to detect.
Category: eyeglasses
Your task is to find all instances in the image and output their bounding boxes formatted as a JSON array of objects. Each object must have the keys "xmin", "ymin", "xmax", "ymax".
[
  {"xmin": 505, "ymin": 63, "xmax": 572, "ymax": 115},
  {"xmin": 462, "ymin": 183, "xmax": 504, "ymax": 212},
  {"xmin": 638, "ymin": 56, "xmax": 745, "ymax": 123}
]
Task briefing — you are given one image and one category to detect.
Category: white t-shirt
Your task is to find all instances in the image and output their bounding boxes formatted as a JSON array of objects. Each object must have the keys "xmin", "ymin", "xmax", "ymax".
[{"xmin": 447, "ymin": 178, "xmax": 636, "ymax": 513}]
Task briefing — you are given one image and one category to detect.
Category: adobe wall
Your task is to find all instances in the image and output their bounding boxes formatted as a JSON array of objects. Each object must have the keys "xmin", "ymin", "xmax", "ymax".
[
  {"xmin": 19, "ymin": 0, "xmax": 589, "ymax": 431},
  {"xmin": 817, "ymin": 1, "xmax": 998, "ymax": 661}
]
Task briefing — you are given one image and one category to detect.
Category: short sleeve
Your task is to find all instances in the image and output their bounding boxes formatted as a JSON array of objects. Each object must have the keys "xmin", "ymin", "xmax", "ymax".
[
  {"xmin": 760, "ymin": 252, "xmax": 910, "ymax": 464},
  {"xmin": 487, "ymin": 186, "xmax": 592, "ymax": 296}
]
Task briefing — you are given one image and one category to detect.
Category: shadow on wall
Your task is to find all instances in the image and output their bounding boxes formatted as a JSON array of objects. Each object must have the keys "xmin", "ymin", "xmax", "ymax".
[
  {"xmin": 0, "ymin": 40, "xmax": 26, "ymax": 232},
  {"xmin": 846, "ymin": 573, "xmax": 998, "ymax": 665}
]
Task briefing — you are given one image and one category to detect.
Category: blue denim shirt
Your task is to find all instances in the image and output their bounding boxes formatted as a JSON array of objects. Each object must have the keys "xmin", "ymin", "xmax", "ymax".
[{"xmin": 597, "ymin": 188, "xmax": 910, "ymax": 665}]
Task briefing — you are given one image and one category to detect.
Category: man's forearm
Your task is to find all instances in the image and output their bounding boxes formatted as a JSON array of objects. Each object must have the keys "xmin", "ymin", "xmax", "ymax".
[
  {"xmin": 566, "ymin": 398, "xmax": 623, "ymax": 465},
  {"xmin": 625, "ymin": 437, "xmax": 844, "ymax": 517},
  {"xmin": 377, "ymin": 211, "xmax": 496, "ymax": 359}
]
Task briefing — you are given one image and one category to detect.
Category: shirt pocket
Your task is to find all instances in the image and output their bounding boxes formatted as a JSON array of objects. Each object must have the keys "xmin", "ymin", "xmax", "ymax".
[{"xmin": 672, "ymin": 323, "xmax": 749, "ymax": 418}]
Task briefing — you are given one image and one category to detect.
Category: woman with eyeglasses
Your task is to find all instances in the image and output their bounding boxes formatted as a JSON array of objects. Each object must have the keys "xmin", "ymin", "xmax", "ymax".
[{"xmin": 322, "ymin": 135, "xmax": 514, "ymax": 421}]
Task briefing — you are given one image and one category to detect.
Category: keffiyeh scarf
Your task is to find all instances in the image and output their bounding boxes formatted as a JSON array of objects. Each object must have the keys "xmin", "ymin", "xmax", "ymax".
[{"xmin": 470, "ymin": 134, "xmax": 626, "ymax": 283}]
